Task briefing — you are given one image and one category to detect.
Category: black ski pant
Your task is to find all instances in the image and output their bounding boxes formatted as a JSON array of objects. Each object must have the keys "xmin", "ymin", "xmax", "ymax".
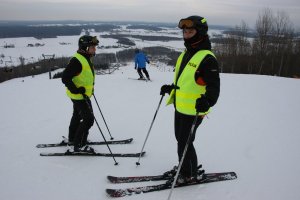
[
  {"xmin": 68, "ymin": 98, "xmax": 94, "ymax": 148},
  {"xmin": 137, "ymin": 68, "xmax": 150, "ymax": 79},
  {"xmin": 174, "ymin": 111, "xmax": 203, "ymax": 177}
]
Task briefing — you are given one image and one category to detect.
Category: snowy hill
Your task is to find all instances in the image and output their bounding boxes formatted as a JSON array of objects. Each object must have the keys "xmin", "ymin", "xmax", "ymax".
[{"xmin": 1, "ymin": 65, "xmax": 300, "ymax": 200}]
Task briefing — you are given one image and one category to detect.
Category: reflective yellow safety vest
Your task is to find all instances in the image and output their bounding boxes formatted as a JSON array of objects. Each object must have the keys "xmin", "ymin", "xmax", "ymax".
[
  {"xmin": 166, "ymin": 50, "xmax": 216, "ymax": 116},
  {"xmin": 66, "ymin": 53, "xmax": 95, "ymax": 100}
]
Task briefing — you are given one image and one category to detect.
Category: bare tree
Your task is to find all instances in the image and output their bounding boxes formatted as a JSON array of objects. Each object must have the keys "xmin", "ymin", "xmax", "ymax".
[
  {"xmin": 271, "ymin": 10, "xmax": 294, "ymax": 76},
  {"xmin": 213, "ymin": 7, "xmax": 298, "ymax": 77},
  {"xmin": 292, "ymin": 38, "xmax": 300, "ymax": 76},
  {"xmin": 19, "ymin": 56, "xmax": 25, "ymax": 66},
  {"xmin": 235, "ymin": 21, "xmax": 252, "ymax": 73},
  {"xmin": 235, "ymin": 21, "xmax": 251, "ymax": 55},
  {"xmin": 213, "ymin": 20, "xmax": 251, "ymax": 73},
  {"xmin": 253, "ymin": 8, "xmax": 274, "ymax": 74}
]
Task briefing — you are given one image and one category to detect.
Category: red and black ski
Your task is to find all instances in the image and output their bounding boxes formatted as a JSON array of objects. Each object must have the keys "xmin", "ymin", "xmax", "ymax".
[{"xmin": 106, "ymin": 172, "xmax": 237, "ymax": 198}]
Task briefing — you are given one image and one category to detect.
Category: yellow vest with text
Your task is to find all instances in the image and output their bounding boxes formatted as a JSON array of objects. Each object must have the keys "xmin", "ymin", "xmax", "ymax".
[
  {"xmin": 166, "ymin": 50, "xmax": 216, "ymax": 116},
  {"xmin": 66, "ymin": 53, "xmax": 95, "ymax": 100}
]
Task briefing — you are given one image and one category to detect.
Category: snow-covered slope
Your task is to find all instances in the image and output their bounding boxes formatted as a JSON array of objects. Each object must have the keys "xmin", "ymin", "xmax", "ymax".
[{"xmin": 0, "ymin": 65, "xmax": 300, "ymax": 200}]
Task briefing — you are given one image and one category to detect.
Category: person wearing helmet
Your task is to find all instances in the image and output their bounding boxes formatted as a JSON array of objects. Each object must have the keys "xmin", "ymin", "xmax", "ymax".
[
  {"xmin": 160, "ymin": 16, "xmax": 220, "ymax": 184},
  {"xmin": 62, "ymin": 35, "xmax": 99, "ymax": 153},
  {"xmin": 134, "ymin": 49, "xmax": 151, "ymax": 80}
]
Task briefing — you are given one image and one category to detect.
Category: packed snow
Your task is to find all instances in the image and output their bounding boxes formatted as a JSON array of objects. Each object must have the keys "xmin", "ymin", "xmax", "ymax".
[{"xmin": 0, "ymin": 64, "xmax": 300, "ymax": 200}]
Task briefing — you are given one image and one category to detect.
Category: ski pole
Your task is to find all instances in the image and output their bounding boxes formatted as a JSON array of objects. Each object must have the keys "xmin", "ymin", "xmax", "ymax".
[
  {"xmin": 167, "ymin": 113, "xmax": 199, "ymax": 200},
  {"xmin": 93, "ymin": 94, "xmax": 114, "ymax": 140},
  {"xmin": 83, "ymin": 95, "xmax": 119, "ymax": 165},
  {"xmin": 136, "ymin": 94, "xmax": 165, "ymax": 166}
]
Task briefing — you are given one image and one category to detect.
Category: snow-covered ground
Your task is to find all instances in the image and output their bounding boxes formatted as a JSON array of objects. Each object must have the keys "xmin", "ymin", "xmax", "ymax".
[{"xmin": 0, "ymin": 65, "xmax": 300, "ymax": 200}]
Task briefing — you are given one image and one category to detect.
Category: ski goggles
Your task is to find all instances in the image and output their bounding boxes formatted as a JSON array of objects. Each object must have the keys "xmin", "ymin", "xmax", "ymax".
[
  {"xmin": 178, "ymin": 18, "xmax": 207, "ymax": 29},
  {"xmin": 91, "ymin": 36, "xmax": 99, "ymax": 45}
]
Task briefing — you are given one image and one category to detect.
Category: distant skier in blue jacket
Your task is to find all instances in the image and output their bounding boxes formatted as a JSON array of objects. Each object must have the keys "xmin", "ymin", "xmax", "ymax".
[{"xmin": 134, "ymin": 49, "xmax": 151, "ymax": 80}]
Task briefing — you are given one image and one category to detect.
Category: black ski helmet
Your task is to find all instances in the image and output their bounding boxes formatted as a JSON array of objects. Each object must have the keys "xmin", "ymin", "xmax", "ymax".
[
  {"xmin": 178, "ymin": 15, "xmax": 208, "ymax": 36},
  {"xmin": 78, "ymin": 35, "xmax": 99, "ymax": 51}
]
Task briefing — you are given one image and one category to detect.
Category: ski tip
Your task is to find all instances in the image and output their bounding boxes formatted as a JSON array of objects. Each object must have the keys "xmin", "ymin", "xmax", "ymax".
[
  {"xmin": 106, "ymin": 188, "xmax": 126, "ymax": 198},
  {"xmin": 107, "ymin": 176, "xmax": 118, "ymax": 183},
  {"xmin": 106, "ymin": 189, "xmax": 115, "ymax": 196},
  {"xmin": 227, "ymin": 172, "xmax": 238, "ymax": 180},
  {"xmin": 221, "ymin": 171, "xmax": 237, "ymax": 178},
  {"xmin": 141, "ymin": 151, "xmax": 146, "ymax": 156},
  {"xmin": 231, "ymin": 172, "xmax": 238, "ymax": 178},
  {"xmin": 215, "ymin": 171, "xmax": 238, "ymax": 180}
]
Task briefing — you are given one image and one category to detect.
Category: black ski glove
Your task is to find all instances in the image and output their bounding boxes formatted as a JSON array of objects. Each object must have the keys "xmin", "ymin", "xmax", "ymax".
[
  {"xmin": 195, "ymin": 95, "xmax": 210, "ymax": 113},
  {"xmin": 70, "ymin": 86, "xmax": 86, "ymax": 94},
  {"xmin": 160, "ymin": 84, "xmax": 179, "ymax": 95}
]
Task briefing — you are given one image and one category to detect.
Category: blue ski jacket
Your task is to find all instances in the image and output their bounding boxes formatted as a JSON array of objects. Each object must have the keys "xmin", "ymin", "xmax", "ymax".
[{"xmin": 134, "ymin": 52, "xmax": 149, "ymax": 69}]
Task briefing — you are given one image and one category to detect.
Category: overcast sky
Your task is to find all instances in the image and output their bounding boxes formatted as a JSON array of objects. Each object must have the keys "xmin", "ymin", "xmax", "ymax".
[{"xmin": 1, "ymin": 0, "xmax": 300, "ymax": 28}]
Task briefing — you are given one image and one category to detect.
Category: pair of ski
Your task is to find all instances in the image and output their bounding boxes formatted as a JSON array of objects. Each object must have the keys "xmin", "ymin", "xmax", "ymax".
[
  {"xmin": 37, "ymin": 137, "xmax": 145, "ymax": 158},
  {"xmin": 106, "ymin": 171, "xmax": 237, "ymax": 197},
  {"xmin": 128, "ymin": 77, "xmax": 152, "ymax": 82},
  {"xmin": 36, "ymin": 137, "xmax": 133, "ymax": 148}
]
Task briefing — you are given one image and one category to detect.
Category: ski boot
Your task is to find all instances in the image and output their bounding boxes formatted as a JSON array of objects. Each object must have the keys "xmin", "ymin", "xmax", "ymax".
[
  {"xmin": 195, "ymin": 165, "xmax": 206, "ymax": 181},
  {"xmin": 163, "ymin": 166, "xmax": 178, "ymax": 178},
  {"xmin": 165, "ymin": 165, "xmax": 205, "ymax": 186},
  {"xmin": 61, "ymin": 136, "xmax": 74, "ymax": 146},
  {"xmin": 74, "ymin": 145, "xmax": 96, "ymax": 154}
]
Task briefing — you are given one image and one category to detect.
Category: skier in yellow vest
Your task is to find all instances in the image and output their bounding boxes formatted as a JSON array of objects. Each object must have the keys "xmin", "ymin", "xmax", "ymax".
[
  {"xmin": 160, "ymin": 16, "xmax": 220, "ymax": 184},
  {"xmin": 62, "ymin": 35, "xmax": 99, "ymax": 153}
]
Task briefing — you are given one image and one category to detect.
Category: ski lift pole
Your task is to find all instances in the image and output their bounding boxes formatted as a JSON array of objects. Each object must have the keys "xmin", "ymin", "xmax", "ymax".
[
  {"xmin": 167, "ymin": 113, "xmax": 199, "ymax": 200},
  {"xmin": 136, "ymin": 94, "xmax": 165, "ymax": 166},
  {"xmin": 42, "ymin": 54, "xmax": 55, "ymax": 79},
  {"xmin": 83, "ymin": 94, "xmax": 118, "ymax": 165},
  {"xmin": 93, "ymin": 94, "xmax": 114, "ymax": 140}
]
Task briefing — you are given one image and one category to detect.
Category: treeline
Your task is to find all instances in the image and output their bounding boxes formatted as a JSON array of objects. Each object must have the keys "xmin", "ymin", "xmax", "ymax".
[
  {"xmin": 127, "ymin": 25, "xmax": 163, "ymax": 31},
  {"xmin": 213, "ymin": 8, "xmax": 300, "ymax": 77},
  {"xmin": 0, "ymin": 53, "xmax": 117, "ymax": 82},
  {"xmin": 100, "ymin": 35, "xmax": 136, "ymax": 46},
  {"xmin": 0, "ymin": 57, "xmax": 70, "ymax": 82},
  {"xmin": 0, "ymin": 24, "xmax": 119, "ymax": 39},
  {"xmin": 101, "ymin": 34, "xmax": 181, "ymax": 42}
]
